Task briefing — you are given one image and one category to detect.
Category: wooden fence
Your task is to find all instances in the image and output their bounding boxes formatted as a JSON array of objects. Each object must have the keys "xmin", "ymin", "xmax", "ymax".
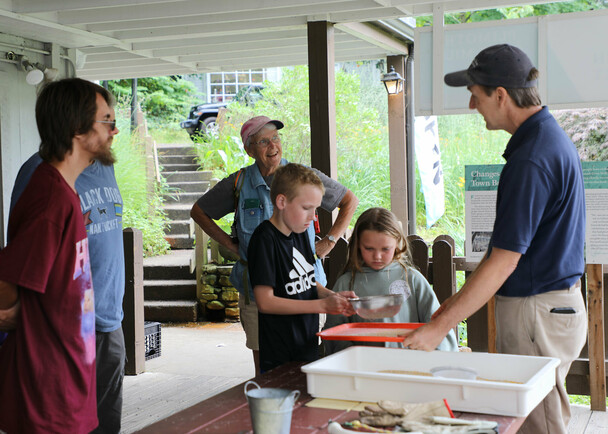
[{"xmin": 407, "ymin": 234, "xmax": 607, "ymax": 412}]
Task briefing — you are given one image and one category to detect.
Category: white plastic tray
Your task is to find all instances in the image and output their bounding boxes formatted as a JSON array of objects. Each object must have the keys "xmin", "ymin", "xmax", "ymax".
[{"xmin": 301, "ymin": 346, "xmax": 559, "ymax": 417}]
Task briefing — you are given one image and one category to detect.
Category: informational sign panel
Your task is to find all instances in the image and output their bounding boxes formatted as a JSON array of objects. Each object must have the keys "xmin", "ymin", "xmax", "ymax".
[
  {"xmin": 582, "ymin": 161, "xmax": 608, "ymax": 264},
  {"xmin": 464, "ymin": 164, "xmax": 503, "ymax": 262},
  {"xmin": 465, "ymin": 161, "xmax": 608, "ymax": 264}
]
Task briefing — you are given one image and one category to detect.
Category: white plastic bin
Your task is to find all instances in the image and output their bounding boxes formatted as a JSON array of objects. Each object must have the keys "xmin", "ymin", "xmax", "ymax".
[{"xmin": 301, "ymin": 346, "xmax": 559, "ymax": 417}]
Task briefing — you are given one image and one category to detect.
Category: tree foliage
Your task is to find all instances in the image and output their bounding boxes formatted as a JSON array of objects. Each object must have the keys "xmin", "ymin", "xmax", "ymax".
[
  {"xmin": 416, "ymin": 0, "xmax": 608, "ymax": 26},
  {"xmin": 106, "ymin": 76, "xmax": 200, "ymax": 129},
  {"xmin": 554, "ymin": 108, "xmax": 608, "ymax": 161}
]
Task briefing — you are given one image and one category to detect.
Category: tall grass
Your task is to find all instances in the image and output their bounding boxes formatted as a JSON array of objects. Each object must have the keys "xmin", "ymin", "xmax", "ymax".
[
  {"xmin": 416, "ymin": 114, "xmax": 510, "ymax": 255},
  {"xmin": 113, "ymin": 103, "xmax": 171, "ymax": 257}
]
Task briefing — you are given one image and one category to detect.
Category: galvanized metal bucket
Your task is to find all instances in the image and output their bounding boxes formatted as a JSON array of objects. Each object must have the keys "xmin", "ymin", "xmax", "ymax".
[{"xmin": 244, "ymin": 380, "xmax": 300, "ymax": 434}]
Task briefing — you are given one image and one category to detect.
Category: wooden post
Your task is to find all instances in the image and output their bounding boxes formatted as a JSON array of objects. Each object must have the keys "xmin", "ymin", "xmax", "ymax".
[
  {"xmin": 387, "ymin": 55, "xmax": 408, "ymax": 232},
  {"xmin": 122, "ymin": 228, "xmax": 146, "ymax": 375},
  {"xmin": 466, "ymin": 270, "xmax": 489, "ymax": 352},
  {"xmin": 407, "ymin": 235, "xmax": 429, "ymax": 280},
  {"xmin": 307, "ymin": 20, "xmax": 340, "ymax": 286},
  {"xmin": 432, "ymin": 238, "xmax": 459, "ymax": 341},
  {"xmin": 193, "ymin": 222, "xmax": 207, "ymax": 299},
  {"xmin": 587, "ymin": 263, "xmax": 606, "ymax": 411},
  {"xmin": 487, "ymin": 297, "xmax": 497, "ymax": 353},
  {"xmin": 431, "ymin": 237, "xmax": 456, "ymax": 303}
]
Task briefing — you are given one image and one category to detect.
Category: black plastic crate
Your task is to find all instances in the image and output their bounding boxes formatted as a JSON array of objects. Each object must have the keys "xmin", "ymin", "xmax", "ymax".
[{"xmin": 144, "ymin": 321, "xmax": 161, "ymax": 360}]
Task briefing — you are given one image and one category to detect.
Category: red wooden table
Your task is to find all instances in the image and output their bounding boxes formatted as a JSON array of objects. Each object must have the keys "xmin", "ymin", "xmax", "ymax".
[{"xmin": 136, "ymin": 362, "xmax": 525, "ymax": 433}]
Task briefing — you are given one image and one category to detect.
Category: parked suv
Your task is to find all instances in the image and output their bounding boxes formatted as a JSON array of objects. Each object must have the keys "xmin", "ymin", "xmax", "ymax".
[{"xmin": 180, "ymin": 84, "xmax": 263, "ymax": 139}]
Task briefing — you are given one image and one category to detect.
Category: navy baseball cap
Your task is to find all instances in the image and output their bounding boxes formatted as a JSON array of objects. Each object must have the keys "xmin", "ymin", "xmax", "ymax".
[{"xmin": 444, "ymin": 44, "xmax": 537, "ymax": 88}]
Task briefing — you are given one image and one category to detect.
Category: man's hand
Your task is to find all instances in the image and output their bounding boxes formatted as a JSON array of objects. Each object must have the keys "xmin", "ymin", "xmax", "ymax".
[
  {"xmin": 401, "ymin": 321, "xmax": 449, "ymax": 352},
  {"xmin": 191, "ymin": 203, "xmax": 240, "ymax": 257},
  {"xmin": 0, "ymin": 299, "xmax": 20, "ymax": 331},
  {"xmin": 0, "ymin": 281, "xmax": 20, "ymax": 331}
]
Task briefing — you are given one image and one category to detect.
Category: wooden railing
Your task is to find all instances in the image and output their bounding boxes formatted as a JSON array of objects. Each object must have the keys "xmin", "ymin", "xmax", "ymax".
[{"xmin": 408, "ymin": 234, "xmax": 607, "ymax": 412}]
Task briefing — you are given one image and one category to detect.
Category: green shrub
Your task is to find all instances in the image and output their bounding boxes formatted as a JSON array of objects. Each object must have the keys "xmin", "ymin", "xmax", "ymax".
[{"xmin": 112, "ymin": 102, "xmax": 171, "ymax": 257}]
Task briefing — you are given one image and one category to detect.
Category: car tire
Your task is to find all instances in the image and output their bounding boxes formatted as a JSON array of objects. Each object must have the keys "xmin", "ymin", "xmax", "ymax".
[
  {"xmin": 201, "ymin": 116, "xmax": 218, "ymax": 135},
  {"xmin": 190, "ymin": 116, "xmax": 218, "ymax": 141}
]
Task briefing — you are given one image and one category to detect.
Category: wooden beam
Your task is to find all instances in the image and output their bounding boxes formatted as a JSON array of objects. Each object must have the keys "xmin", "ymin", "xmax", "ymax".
[
  {"xmin": 587, "ymin": 264, "xmax": 606, "ymax": 411},
  {"xmin": 307, "ymin": 21, "xmax": 337, "ymax": 185},
  {"xmin": 307, "ymin": 20, "xmax": 339, "ymax": 286},
  {"xmin": 387, "ymin": 55, "xmax": 408, "ymax": 232},
  {"xmin": 336, "ymin": 22, "xmax": 409, "ymax": 54}
]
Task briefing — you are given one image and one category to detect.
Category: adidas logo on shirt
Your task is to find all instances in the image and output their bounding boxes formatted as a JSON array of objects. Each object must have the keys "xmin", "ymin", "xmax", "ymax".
[{"xmin": 285, "ymin": 247, "xmax": 316, "ymax": 295}]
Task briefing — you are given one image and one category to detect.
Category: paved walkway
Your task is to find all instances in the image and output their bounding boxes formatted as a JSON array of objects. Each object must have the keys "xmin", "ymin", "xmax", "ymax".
[
  {"xmin": 121, "ymin": 322, "xmax": 607, "ymax": 433},
  {"xmin": 122, "ymin": 322, "xmax": 254, "ymax": 433}
]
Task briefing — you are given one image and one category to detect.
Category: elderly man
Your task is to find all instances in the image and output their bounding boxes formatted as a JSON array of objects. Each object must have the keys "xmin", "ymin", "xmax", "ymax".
[
  {"xmin": 402, "ymin": 44, "xmax": 587, "ymax": 434},
  {"xmin": 191, "ymin": 115, "xmax": 358, "ymax": 375}
]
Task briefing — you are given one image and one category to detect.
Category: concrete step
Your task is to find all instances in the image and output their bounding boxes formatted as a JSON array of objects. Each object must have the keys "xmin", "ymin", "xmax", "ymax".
[
  {"xmin": 165, "ymin": 219, "xmax": 191, "ymax": 237},
  {"xmin": 144, "ymin": 280, "xmax": 197, "ymax": 301},
  {"xmin": 163, "ymin": 171, "xmax": 211, "ymax": 183},
  {"xmin": 144, "ymin": 300, "xmax": 198, "ymax": 322},
  {"xmin": 144, "ymin": 261, "xmax": 194, "ymax": 281},
  {"xmin": 157, "ymin": 154, "xmax": 197, "ymax": 165},
  {"xmin": 164, "ymin": 204, "xmax": 192, "ymax": 221},
  {"xmin": 161, "ymin": 163, "xmax": 200, "ymax": 172},
  {"xmin": 167, "ymin": 180, "xmax": 210, "ymax": 193},
  {"xmin": 165, "ymin": 234, "xmax": 194, "ymax": 249},
  {"xmin": 163, "ymin": 191, "xmax": 201, "ymax": 205},
  {"xmin": 157, "ymin": 145, "xmax": 196, "ymax": 156}
]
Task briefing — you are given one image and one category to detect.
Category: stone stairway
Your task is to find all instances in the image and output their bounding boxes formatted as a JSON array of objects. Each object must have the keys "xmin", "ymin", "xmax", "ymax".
[
  {"xmin": 143, "ymin": 144, "xmax": 212, "ymax": 322},
  {"xmin": 160, "ymin": 145, "xmax": 212, "ymax": 249}
]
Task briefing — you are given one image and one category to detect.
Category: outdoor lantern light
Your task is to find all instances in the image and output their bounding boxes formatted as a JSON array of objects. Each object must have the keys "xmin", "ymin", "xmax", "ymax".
[{"xmin": 381, "ymin": 66, "xmax": 404, "ymax": 95}]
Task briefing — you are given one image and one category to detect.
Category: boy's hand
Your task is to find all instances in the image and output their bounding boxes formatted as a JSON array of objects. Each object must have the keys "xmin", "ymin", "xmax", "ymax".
[
  {"xmin": 336, "ymin": 291, "xmax": 356, "ymax": 316},
  {"xmin": 321, "ymin": 294, "xmax": 352, "ymax": 315}
]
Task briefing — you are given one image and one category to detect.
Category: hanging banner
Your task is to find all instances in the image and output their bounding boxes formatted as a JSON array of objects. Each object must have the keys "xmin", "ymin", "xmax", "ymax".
[{"xmin": 415, "ymin": 116, "xmax": 444, "ymax": 227}]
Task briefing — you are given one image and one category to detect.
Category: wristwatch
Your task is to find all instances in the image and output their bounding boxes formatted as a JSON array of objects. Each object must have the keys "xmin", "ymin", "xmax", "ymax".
[{"xmin": 327, "ymin": 235, "xmax": 337, "ymax": 244}]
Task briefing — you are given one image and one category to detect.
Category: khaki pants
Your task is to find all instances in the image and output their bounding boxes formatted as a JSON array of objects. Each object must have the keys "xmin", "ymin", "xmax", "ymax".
[
  {"xmin": 495, "ymin": 284, "xmax": 587, "ymax": 434},
  {"xmin": 238, "ymin": 296, "xmax": 259, "ymax": 351}
]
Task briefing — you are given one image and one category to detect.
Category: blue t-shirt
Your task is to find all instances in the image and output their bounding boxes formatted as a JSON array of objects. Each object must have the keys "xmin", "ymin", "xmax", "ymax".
[
  {"xmin": 489, "ymin": 107, "xmax": 585, "ymax": 297},
  {"xmin": 9, "ymin": 153, "xmax": 125, "ymax": 332}
]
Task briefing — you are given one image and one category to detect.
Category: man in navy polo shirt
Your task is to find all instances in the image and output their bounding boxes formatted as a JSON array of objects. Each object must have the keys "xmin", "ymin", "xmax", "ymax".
[{"xmin": 403, "ymin": 44, "xmax": 587, "ymax": 434}]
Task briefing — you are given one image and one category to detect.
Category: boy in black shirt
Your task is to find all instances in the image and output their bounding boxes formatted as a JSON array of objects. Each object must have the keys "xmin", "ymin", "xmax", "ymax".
[{"xmin": 248, "ymin": 163, "xmax": 355, "ymax": 372}]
